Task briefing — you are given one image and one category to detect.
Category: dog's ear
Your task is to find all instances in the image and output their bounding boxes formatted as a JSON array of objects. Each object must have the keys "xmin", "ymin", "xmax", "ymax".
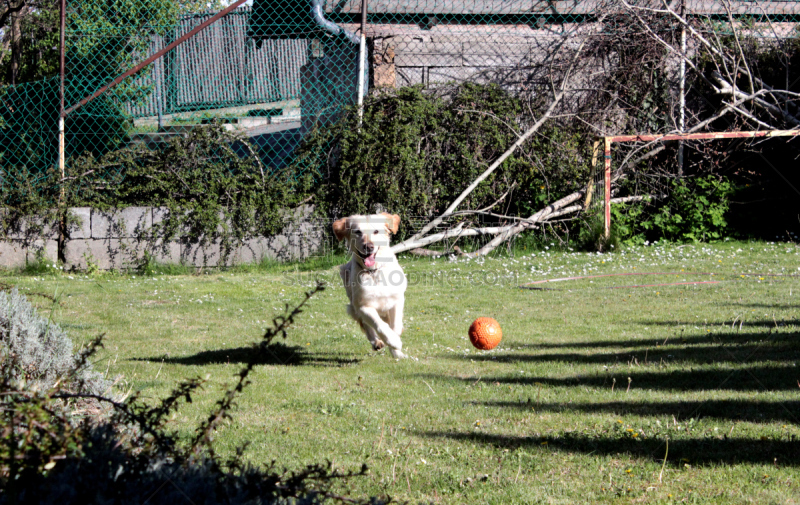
[
  {"xmin": 332, "ymin": 217, "xmax": 349, "ymax": 241},
  {"xmin": 381, "ymin": 212, "xmax": 400, "ymax": 234}
]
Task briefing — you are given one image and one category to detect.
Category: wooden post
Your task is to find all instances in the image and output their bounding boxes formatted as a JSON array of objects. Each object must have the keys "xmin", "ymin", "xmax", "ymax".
[{"xmin": 58, "ymin": 0, "xmax": 67, "ymax": 263}]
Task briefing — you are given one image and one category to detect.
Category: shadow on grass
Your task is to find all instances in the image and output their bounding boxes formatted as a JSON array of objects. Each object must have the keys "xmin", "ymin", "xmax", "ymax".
[
  {"xmin": 419, "ymin": 363, "xmax": 799, "ymax": 391},
  {"xmin": 136, "ymin": 342, "xmax": 360, "ymax": 367},
  {"xmin": 460, "ymin": 337, "xmax": 799, "ymax": 367},
  {"xmin": 474, "ymin": 399, "xmax": 800, "ymax": 424},
  {"xmin": 518, "ymin": 328, "xmax": 799, "ymax": 352},
  {"xmin": 419, "ymin": 430, "xmax": 800, "ymax": 466},
  {"xmin": 722, "ymin": 302, "xmax": 800, "ymax": 310}
]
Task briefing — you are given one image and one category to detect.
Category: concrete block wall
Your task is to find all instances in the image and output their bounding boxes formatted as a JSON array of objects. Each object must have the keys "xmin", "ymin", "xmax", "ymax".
[
  {"xmin": 369, "ymin": 25, "xmax": 561, "ymax": 89},
  {"xmin": 0, "ymin": 206, "xmax": 324, "ymax": 270},
  {"xmin": 0, "ymin": 212, "xmax": 59, "ymax": 269}
]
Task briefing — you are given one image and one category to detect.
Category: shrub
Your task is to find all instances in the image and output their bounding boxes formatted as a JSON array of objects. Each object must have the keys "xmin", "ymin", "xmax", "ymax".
[
  {"xmin": 612, "ymin": 175, "xmax": 735, "ymax": 243},
  {"xmin": 294, "ymin": 83, "xmax": 590, "ymax": 240},
  {"xmin": 0, "ymin": 289, "xmax": 109, "ymax": 395},
  {"xmin": 63, "ymin": 125, "xmax": 316, "ymax": 264}
]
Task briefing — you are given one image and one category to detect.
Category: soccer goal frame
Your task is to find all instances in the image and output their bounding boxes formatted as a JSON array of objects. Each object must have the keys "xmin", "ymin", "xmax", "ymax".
[{"xmin": 595, "ymin": 129, "xmax": 800, "ymax": 238}]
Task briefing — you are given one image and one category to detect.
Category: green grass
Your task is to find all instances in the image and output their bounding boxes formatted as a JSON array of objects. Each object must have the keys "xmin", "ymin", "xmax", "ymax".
[{"xmin": 5, "ymin": 240, "xmax": 800, "ymax": 504}]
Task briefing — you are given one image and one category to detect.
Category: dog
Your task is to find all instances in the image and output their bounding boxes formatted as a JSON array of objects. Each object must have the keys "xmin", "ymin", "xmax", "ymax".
[{"xmin": 332, "ymin": 213, "xmax": 407, "ymax": 358}]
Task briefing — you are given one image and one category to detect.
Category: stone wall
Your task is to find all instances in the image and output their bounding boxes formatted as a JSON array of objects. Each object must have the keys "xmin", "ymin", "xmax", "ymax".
[
  {"xmin": 369, "ymin": 24, "xmax": 566, "ymax": 90},
  {"xmin": 0, "ymin": 206, "xmax": 325, "ymax": 270}
]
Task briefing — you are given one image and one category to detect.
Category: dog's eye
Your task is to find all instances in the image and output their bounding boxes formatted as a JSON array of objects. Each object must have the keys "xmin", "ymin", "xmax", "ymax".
[
  {"xmin": 373, "ymin": 230, "xmax": 379, "ymax": 235},
  {"xmin": 353, "ymin": 230, "xmax": 362, "ymax": 236}
]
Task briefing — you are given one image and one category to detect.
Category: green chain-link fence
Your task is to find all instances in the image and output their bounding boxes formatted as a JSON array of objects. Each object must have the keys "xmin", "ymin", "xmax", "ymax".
[{"xmin": 1, "ymin": 0, "xmax": 798, "ymax": 200}]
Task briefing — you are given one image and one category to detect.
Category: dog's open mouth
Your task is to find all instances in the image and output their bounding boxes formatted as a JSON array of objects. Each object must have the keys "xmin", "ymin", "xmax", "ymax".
[{"xmin": 354, "ymin": 248, "xmax": 377, "ymax": 268}]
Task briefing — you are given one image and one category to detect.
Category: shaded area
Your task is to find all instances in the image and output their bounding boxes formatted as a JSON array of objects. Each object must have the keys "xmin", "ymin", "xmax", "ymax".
[
  {"xmin": 461, "ymin": 334, "xmax": 799, "ymax": 366},
  {"xmin": 639, "ymin": 319, "xmax": 800, "ymax": 329},
  {"xmin": 420, "ymin": 430, "xmax": 800, "ymax": 466},
  {"xmin": 476, "ymin": 399, "xmax": 800, "ymax": 424},
  {"xmin": 135, "ymin": 342, "xmax": 360, "ymax": 367},
  {"xmin": 512, "ymin": 328, "xmax": 799, "ymax": 353},
  {"xmin": 419, "ymin": 364, "xmax": 800, "ymax": 391},
  {"xmin": 722, "ymin": 302, "xmax": 800, "ymax": 310}
]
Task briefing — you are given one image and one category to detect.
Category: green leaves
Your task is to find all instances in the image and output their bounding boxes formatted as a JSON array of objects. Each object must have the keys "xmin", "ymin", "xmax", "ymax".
[
  {"xmin": 614, "ymin": 175, "xmax": 736, "ymax": 244},
  {"xmin": 296, "ymin": 83, "xmax": 590, "ymax": 238}
]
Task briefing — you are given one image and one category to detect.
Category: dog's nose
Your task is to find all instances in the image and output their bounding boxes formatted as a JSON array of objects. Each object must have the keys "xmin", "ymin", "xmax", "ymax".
[{"xmin": 364, "ymin": 242, "xmax": 375, "ymax": 254}]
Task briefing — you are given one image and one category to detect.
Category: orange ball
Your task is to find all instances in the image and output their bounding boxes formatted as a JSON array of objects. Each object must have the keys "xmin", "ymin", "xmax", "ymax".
[{"xmin": 468, "ymin": 317, "xmax": 502, "ymax": 350}]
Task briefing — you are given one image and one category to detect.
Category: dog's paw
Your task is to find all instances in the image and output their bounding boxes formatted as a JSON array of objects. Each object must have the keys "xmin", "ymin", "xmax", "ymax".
[
  {"xmin": 372, "ymin": 340, "xmax": 385, "ymax": 351},
  {"xmin": 390, "ymin": 348, "xmax": 406, "ymax": 359}
]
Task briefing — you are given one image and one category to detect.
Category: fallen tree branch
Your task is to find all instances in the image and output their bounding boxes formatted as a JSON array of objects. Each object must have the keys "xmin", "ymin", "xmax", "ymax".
[
  {"xmin": 396, "ymin": 194, "xmax": 655, "ymax": 255},
  {"xmin": 473, "ymin": 191, "xmax": 586, "ymax": 256},
  {"xmin": 711, "ymin": 71, "xmax": 800, "ymax": 127},
  {"xmin": 477, "ymin": 182, "xmax": 518, "ymax": 213},
  {"xmin": 408, "ymin": 248, "xmax": 445, "ymax": 257},
  {"xmin": 622, "ymin": 0, "xmax": 800, "ymax": 128},
  {"xmin": 401, "ymin": 95, "xmax": 566, "ymax": 246},
  {"xmin": 393, "ymin": 225, "xmax": 513, "ymax": 253},
  {"xmin": 612, "ymin": 96, "xmax": 759, "ymax": 182}
]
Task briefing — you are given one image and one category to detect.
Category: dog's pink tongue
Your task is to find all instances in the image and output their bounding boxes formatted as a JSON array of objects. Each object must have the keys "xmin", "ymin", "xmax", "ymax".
[{"xmin": 364, "ymin": 254, "xmax": 376, "ymax": 268}]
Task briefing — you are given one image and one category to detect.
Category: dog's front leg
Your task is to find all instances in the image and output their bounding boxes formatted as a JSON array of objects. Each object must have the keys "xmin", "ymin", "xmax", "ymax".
[
  {"xmin": 357, "ymin": 306, "xmax": 405, "ymax": 358},
  {"xmin": 358, "ymin": 320, "xmax": 385, "ymax": 351},
  {"xmin": 387, "ymin": 298, "xmax": 404, "ymax": 338}
]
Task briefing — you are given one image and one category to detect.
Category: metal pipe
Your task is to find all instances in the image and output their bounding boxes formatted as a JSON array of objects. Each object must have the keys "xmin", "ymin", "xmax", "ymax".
[
  {"xmin": 606, "ymin": 130, "xmax": 800, "ymax": 143},
  {"xmin": 58, "ymin": 0, "xmax": 65, "ymax": 175},
  {"xmin": 65, "ymin": 0, "xmax": 251, "ymax": 116},
  {"xmin": 357, "ymin": 0, "xmax": 368, "ymax": 126},
  {"xmin": 311, "ymin": 0, "xmax": 359, "ymax": 44}
]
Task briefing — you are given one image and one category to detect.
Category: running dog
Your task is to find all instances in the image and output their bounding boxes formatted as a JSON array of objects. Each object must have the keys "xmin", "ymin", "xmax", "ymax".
[{"xmin": 332, "ymin": 213, "xmax": 407, "ymax": 358}]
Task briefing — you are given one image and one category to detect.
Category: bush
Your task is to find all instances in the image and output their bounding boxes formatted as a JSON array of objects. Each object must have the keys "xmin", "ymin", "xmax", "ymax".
[
  {"xmin": 0, "ymin": 289, "xmax": 109, "ymax": 395},
  {"xmin": 613, "ymin": 175, "xmax": 735, "ymax": 243},
  {"xmin": 294, "ymin": 83, "xmax": 590, "ymax": 240}
]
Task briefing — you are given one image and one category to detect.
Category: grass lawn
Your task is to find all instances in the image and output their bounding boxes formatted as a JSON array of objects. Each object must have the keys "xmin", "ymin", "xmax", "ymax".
[{"xmin": 6, "ymin": 240, "xmax": 800, "ymax": 504}]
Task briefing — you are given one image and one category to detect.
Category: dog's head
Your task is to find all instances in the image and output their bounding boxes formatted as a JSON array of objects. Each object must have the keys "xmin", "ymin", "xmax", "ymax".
[{"xmin": 332, "ymin": 213, "xmax": 401, "ymax": 269}]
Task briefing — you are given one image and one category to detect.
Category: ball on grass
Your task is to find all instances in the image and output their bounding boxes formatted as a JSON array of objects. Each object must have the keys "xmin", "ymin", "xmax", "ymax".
[{"xmin": 468, "ymin": 317, "xmax": 502, "ymax": 350}]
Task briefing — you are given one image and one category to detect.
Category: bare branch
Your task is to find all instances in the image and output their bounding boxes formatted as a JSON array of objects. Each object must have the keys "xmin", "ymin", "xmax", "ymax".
[{"xmin": 399, "ymin": 13, "xmax": 606, "ymax": 249}]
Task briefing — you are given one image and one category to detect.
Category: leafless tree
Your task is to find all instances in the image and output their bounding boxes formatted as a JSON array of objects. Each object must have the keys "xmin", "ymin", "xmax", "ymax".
[{"xmin": 393, "ymin": 0, "xmax": 799, "ymax": 256}]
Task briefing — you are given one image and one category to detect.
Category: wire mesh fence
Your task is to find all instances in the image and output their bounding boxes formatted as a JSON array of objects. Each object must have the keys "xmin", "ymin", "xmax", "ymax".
[{"xmin": 1, "ymin": 0, "xmax": 798, "ymax": 201}]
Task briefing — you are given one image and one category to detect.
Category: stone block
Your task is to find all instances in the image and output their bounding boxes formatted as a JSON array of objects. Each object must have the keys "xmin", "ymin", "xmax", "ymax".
[
  {"xmin": 428, "ymin": 66, "xmax": 527, "ymax": 86},
  {"xmin": 0, "ymin": 211, "xmax": 58, "ymax": 241},
  {"xmin": 143, "ymin": 240, "xmax": 181, "ymax": 266},
  {"xmin": 67, "ymin": 207, "xmax": 92, "ymax": 239},
  {"xmin": 26, "ymin": 240, "xmax": 58, "ymax": 266},
  {"xmin": 462, "ymin": 42, "xmax": 531, "ymax": 66},
  {"xmin": 396, "ymin": 67, "xmax": 424, "ymax": 87},
  {"xmin": 235, "ymin": 237, "xmax": 271, "ymax": 264},
  {"xmin": 91, "ymin": 207, "xmax": 152, "ymax": 239},
  {"xmin": 65, "ymin": 239, "xmax": 153, "ymax": 271},
  {"xmin": 0, "ymin": 241, "xmax": 29, "ymax": 269},
  {"xmin": 180, "ymin": 240, "xmax": 226, "ymax": 268},
  {"xmin": 428, "ymin": 66, "xmax": 474, "ymax": 85},
  {"xmin": 0, "ymin": 239, "xmax": 59, "ymax": 269},
  {"xmin": 395, "ymin": 52, "xmax": 461, "ymax": 68}
]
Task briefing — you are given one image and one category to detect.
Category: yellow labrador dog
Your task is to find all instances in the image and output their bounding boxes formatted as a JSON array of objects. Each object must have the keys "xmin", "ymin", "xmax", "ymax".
[{"xmin": 333, "ymin": 213, "xmax": 407, "ymax": 358}]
